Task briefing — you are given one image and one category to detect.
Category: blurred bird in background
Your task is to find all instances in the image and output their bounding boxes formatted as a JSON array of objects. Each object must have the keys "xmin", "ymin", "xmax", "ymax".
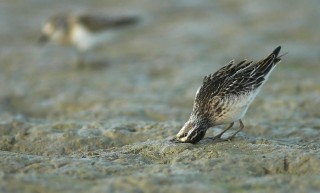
[{"xmin": 39, "ymin": 12, "xmax": 139, "ymax": 67}]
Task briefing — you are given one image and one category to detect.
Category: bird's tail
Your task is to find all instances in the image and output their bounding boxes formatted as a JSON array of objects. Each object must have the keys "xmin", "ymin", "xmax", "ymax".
[
  {"xmin": 77, "ymin": 14, "xmax": 139, "ymax": 31},
  {"xmin": 252, "ymin": 46, "xmax": 285, "ymax": 78},
  {"xmin": 271, "ymin": 46, "xmax": 287, "ymax": 64}
]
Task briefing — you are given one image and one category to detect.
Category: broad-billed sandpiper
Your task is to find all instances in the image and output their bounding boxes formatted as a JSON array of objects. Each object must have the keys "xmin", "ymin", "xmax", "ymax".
[
  {"xmin": 39, "ymin": 12, "xmax": 139, "ymax": 64},
  {"xmin": 172, "ymin": 46, "xmax": 285, "ymax": 144}
]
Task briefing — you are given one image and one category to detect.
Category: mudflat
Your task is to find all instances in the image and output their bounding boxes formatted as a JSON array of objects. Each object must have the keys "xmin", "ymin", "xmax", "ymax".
[{"xmin": 0, "ymin": 0, "xmax": 319, "ymax": 192}]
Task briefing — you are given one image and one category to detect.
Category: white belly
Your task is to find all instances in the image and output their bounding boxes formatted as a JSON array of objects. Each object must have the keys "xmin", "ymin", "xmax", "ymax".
[
  {"xmin": 214, "ymin": 89, "xmax": 260, "ymax": 125},
  {"xmin": 71, "ymin": 24, "xmax": 114, "ymax": 51}
]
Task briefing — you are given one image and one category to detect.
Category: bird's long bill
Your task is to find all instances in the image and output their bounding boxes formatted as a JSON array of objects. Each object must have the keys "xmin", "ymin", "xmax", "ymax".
[{"xmin": 38, "ymin": 34, "xmax": 48, "ymax": 45}]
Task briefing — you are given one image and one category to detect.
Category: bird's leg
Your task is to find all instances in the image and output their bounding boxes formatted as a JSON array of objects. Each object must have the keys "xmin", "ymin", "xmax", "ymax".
[
  {"xmin": 224, "ymin": 119, "xmax": 244, "ymax": 140},
  {"xmin": 209, "ymin": 122, "xmax": 234, "ymax": 140}
]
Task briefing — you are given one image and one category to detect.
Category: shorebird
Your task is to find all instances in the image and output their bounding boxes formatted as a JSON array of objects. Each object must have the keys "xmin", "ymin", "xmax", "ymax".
[
  {"xmin": 172, "ymin": 46, "xmax": 285, "ymax": 144},
  {"xmin": 39, "ymin": 12, "xmax": 139, "ymax": 65}
]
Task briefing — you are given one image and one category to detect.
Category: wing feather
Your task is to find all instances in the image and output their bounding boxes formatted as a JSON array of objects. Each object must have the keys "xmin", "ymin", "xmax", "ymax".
[
  {"xmin": 77, "ymin": 14, "xmax": 138, "ymax": 32},
  {"xmin": 195, "ymin": 46, "xmax": 283, "ymax": 107}
]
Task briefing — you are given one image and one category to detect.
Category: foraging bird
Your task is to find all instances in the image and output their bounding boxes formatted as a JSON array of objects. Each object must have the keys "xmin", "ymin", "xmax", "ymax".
[
  {"xmin": 173, "ymin": 46, "xmax": 285, "ymax": 144},
  {"xmin": 39, "ymin": 12, "xmax": 139, "ymax": 64}
]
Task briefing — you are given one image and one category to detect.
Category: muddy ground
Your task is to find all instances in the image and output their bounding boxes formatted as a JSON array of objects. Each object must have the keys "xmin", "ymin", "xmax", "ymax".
[{"xmin": 0, "ymin": 0, "xmax": 320, "ymax": 192}]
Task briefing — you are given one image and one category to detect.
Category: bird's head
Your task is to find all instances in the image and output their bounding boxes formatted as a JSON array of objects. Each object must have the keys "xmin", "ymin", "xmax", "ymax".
[
  {"xmin": 175, "ymin": 115, "xmax": 211, "ymax": 144},
  {"xmin": 39, "ymin": 14, "xmax": 70, "ymax": 45}
]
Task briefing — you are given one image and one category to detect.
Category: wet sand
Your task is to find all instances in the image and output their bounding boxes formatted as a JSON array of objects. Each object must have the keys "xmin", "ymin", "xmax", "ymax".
[{"xmin": 0, "ymin": 0, "xmax": 320, "ymax": 192}]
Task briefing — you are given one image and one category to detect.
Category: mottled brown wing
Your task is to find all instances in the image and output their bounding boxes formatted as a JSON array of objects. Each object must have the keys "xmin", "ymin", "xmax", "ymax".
[
  {"xmin": 203, "ymin": 60, "xmax": 252, "ymax": 84},
  {"xmin": 221, "ymin": 46, "xmax": 282, "ymax": 96},
  {"xmin": 195, "ymin": 46, "xmax": 282, "ymax": 106},
  {"xmin": 192, "ymin": 59, "xmax": 253, "ymax": 116},
  {"xmin": 196, "ymin": 59, "xmax": 252, "ymax": 104},
  {"xmin": 78, "ymin": 14, "xmax": 139, "ymax": 32}
]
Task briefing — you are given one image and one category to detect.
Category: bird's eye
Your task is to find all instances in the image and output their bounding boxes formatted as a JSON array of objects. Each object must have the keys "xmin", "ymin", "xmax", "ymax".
[
  {"xmin": 181, "ymin": 133, "xmax": 188, "ymax": 137},
  {"xmin": 189, "ymin": 130, "xmax": 206, "ymax": 144}
]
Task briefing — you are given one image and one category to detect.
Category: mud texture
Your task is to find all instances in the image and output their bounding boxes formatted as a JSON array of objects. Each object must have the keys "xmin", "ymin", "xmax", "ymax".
[{"xmin": 0, "ymin": 0, "xmax": 320, "ymax": 192}]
